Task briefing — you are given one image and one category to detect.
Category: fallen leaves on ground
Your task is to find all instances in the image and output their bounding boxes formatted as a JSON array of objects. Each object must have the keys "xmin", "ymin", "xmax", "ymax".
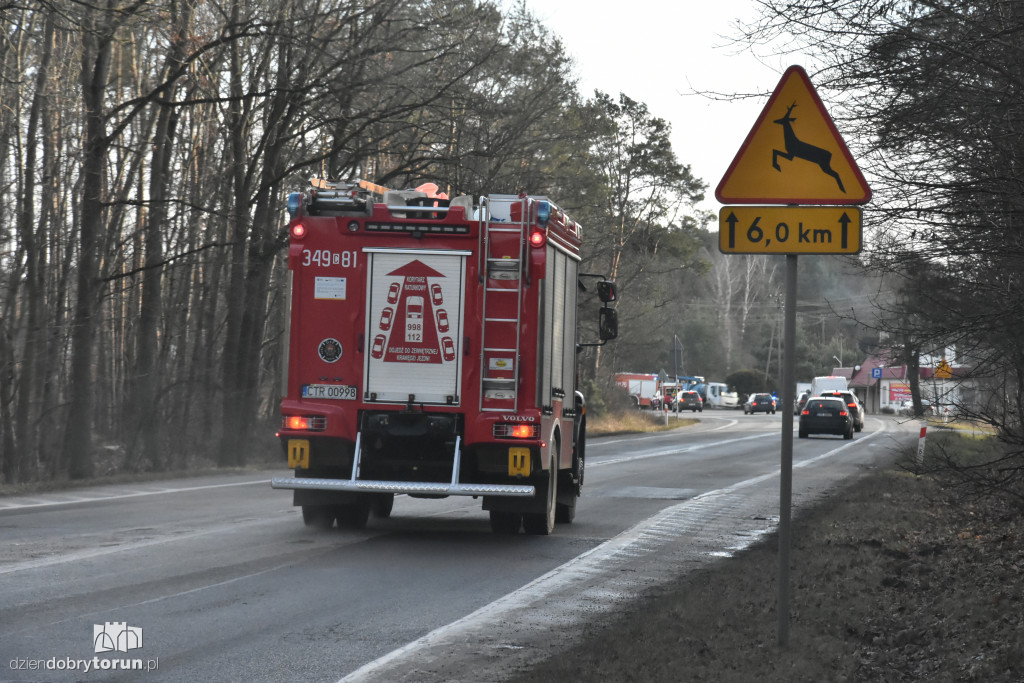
[{"xmin": 511, "ymin": 466, "xmax": 1024, "ymax": 682}]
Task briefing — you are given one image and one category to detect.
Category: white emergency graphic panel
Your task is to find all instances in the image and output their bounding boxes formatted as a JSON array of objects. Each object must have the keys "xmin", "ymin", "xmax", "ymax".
[{"xmin": 364, "ymin": 249, "xmax": 468, "ymax": 404}]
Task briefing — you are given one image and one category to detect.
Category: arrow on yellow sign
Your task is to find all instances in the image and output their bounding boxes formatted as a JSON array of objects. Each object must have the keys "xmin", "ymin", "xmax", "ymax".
[{"xmin": 719, "ymin": 206, "xmax": 862, "ymax": 254}]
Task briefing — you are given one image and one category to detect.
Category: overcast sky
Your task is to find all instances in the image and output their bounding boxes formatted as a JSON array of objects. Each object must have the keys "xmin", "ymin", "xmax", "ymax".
[{"xmin": 518, "ymin": 0, "xmax": 812, "ymax": 217}]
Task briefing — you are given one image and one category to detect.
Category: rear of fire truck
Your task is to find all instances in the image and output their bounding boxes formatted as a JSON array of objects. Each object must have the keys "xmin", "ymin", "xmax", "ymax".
[{"xmin": 271, "ymin": 179, "xmax": 616, "ymax": 535}]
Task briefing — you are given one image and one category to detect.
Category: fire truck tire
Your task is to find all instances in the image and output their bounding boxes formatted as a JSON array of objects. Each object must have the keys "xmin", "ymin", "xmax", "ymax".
[
  {"xmin": 556, "ymin": 425, "xmax": 583, "ymax": 524},
  {"xmin": 372, "ymin": 493, "xmax": 395, "ymax": 518},
  {"xmin": 555, "ymin": 494, "xmax": 576, "ymax": 524},
  {"xmin": 573, "ymin": 421, "xmax": 586, "ymax": 492},
  {"xmin": 301, "ymin": 505, "xmax": 334, "ymax": 530},
  {"xmin": 489, "ymin": 510, "xmax": 522, "ymax": 534},
  {"xmin": 334, "ymin": 499, "xmax": 372, "ymax": 530},
  {"xmin": 523, "ymin": 452, "xmax": 557, "ymax": 535}
]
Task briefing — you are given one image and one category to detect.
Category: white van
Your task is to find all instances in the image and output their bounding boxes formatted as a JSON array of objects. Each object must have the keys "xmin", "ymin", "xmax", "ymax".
[
  {"xmin": 704, "ymin": 382, "xmax": 740, "ymax": 409},
  {"xmin": 811, "ymin": 375, "xmax": 848, "ymax": 396}
]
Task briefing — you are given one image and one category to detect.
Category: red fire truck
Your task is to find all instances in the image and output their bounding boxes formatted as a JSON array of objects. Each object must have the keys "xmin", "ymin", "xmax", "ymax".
[{"xmin": 271, "ymin": 179, "xmax": 617, "ymax": 535}]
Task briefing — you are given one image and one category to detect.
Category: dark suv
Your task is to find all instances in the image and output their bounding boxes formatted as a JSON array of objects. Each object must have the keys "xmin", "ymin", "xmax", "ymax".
[
  {"xmin": 744, "ymin": 393, "xmax": 776, "ymax": 415},
  {"xmin": 799, "ymin": 397, "xmax": 853, "ymax": 439},
  {"xmin": 817, "ymin": 390, "xmax": 864, "ymax": 432}
]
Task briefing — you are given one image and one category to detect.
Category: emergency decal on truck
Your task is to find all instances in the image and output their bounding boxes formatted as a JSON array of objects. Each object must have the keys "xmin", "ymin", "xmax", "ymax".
[
  {"xmin": 314, "ymin": 276, "xmax": 347, "ymax": 300},
  {"xmin": 489, "ymin": 357, "xmax": 514, "ymax": 371},
  {"xmin": 375, "ymin": 260, "xmax": 447, "ymax": 363},
  {"xmin": 318, "ymin": 338, "xmax": 342, "ymax": 363},
  {"xmin": 365, "ymin": 251, "xmax": 468, "ymax": 404}
]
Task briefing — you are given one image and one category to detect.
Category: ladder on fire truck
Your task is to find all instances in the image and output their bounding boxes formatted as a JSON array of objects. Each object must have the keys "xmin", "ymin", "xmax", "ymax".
[{"xmin": 479, "ymin": 195, "xmax": 527, "ymax": 412}]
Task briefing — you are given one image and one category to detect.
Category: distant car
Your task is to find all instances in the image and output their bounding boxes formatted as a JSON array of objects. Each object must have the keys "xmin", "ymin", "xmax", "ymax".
[
  {"xmin": 898, "ymin": 399, "xmax": 933, "ymax": 417},
  {"xmin": 744, "ymin": 393, "xmax": 776, "ymax": 415},
  {"xmin": 817, "ymin": 390, "xmax": 865, "ymax": 432},
  {"xmin": 794, "ymin": 390, "xmax": 811, "ymax": 416},
  {"xmin": 799, "ymin": 397, "xmax": 853, "ymax": 439},
  {"xmin": 676, "ymin": 390, "xmax": 703, "ymax": 412}
]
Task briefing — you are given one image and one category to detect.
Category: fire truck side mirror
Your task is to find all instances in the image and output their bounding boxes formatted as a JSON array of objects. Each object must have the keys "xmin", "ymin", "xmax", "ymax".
[
  {"xmin": 599, "ymin": 307, "xmax": 618, "ymax": 341},
  {"xmin": 597, "ymin": 280, "xmax": 617, "ymax": 303}
]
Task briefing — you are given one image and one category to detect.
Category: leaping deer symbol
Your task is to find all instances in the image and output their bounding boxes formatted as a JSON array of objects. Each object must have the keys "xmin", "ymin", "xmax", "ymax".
[{"xmin": 772, "ymin": 102, "xmax": 845, "ymax": 193}]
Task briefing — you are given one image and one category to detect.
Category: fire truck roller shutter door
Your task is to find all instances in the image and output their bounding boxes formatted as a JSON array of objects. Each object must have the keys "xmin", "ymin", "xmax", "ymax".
[
  {"xmin": 550, "ymin": 250, "xmax": 565, "ymax": 398},
  {"xmin": 562, "ymin": 258, "xmax": 579, "ymax": 407}
]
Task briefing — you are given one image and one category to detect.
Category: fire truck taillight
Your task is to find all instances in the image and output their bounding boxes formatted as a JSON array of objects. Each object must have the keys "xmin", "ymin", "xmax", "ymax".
[
  {"xmin": 347, "ymin": 220, "xmax": 359, "ymax": 232},
  {"xmin": 493, "ymin": 424, "xmax": 539, "ymax": 439},
  {"xmin": 291, "ymin": 223, "xmax": 307, "ymax": 240},
  {"xmin": 529, "ymin": 230, "xmax": 546, "ymax": 248},
  {"xmin": 282, "ymin": 415, "xmax": 326, "ymax": 431}
]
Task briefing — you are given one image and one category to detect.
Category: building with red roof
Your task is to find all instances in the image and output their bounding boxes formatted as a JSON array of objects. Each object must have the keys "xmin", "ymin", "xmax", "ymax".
[{"xmin": 845, "ymin": 353, "xmax": 970, "ymax": 414}]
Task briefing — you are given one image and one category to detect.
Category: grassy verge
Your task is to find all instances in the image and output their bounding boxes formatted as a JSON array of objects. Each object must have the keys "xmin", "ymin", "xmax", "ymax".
[
  {"xmin": 512, "ymin": 431, "xmax": 1024, "ymax": 682},
  {"xmin": 588, "ymin": 409, "xmax": 699, "ymax": 437},
  {"xmin": 924, "ymin": 416, "xmax": 997, "ymax": 437}
]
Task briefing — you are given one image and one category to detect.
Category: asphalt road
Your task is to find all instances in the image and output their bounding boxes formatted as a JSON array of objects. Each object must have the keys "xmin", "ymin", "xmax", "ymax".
[{"xmin": 0, "ymin": 413, "xmax": 918, "ymax": 682}]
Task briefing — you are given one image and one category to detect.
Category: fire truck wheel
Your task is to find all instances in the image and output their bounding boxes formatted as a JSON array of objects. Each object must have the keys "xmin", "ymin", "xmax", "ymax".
[
  {"xmin": 334, "ymin": 499, "xmax": 371, "ymax": 530},
  {"xmin": 523, "ymin": 453, "xmax": 557, "ymax": 535},
  {"xmin": 372, "ymin": 493, "xmax": 395, "ymax": 518},
  {"xmin": 301, "ymin": 505, "xmax": 334, "ymax": 530},
  {"xmin": 555, "ymin": 494, "xmax": 576, "ymax": 524},
  {"xmin": 572, "ymin": 421, "xmax": 586, "ymax": 493},
  {"xmin": 489, "ymin": 510, "xmax": 522, "ymax": 534}
]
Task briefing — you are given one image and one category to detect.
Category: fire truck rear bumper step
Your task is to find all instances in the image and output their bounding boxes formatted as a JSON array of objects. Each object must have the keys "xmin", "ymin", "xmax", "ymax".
[{"xmin": 271, "ymin": 477, "xmax": 535, "ymax": 497}]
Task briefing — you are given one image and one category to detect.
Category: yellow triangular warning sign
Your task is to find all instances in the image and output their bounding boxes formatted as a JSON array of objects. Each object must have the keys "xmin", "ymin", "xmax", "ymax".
[{"xmin": 716, "ymin": 66, "xmax": 871, "ymax": 205}]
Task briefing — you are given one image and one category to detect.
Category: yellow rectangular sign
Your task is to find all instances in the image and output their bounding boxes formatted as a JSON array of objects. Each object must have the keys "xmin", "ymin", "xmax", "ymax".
[
  {"xmin": 719, "ymin": 206, "xmax": 862, "ymax": 254},
  {"xmin": 508, "ymin": 447, "xmax": 530, "ymax": 477},
  {"xmin": 287, "ymin": 439, "xmax": 310, "ymax": 469}
]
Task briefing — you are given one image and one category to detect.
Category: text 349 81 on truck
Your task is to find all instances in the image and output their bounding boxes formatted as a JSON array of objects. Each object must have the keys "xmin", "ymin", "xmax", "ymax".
[{"xmin": 271, "ymin": 179, "xmax": 617, "ymax": 535}]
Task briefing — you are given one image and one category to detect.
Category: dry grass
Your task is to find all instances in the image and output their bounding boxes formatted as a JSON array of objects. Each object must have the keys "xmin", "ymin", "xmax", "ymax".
[{"xmin": 588, "ymin": 410, "xmax": 699, "ymax": 437}]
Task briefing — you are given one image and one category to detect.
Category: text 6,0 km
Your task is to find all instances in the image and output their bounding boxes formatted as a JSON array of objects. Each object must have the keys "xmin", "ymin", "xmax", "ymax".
[{"xmin": 718, "ymin": 206, "xmax": 862, "ymax": 255}]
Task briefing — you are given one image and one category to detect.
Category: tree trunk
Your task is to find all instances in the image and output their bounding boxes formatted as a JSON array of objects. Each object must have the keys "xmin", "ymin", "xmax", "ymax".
[
  {"xmin": 129, "ymin": 1, "xmax": 192, "ymax": 470},
  {"xmin": 62, "ymin": 13, "xmax": 116, "ymax": 479}
]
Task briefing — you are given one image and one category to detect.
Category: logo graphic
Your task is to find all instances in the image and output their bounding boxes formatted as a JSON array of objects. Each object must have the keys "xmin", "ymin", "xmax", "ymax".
[
  {"xmin": 318, "ymin": 338, "xmax": 342, "ymax": 363},
  {"xmin": 94, "ymin": 622, "xmax": 143, "ymax": 653}
]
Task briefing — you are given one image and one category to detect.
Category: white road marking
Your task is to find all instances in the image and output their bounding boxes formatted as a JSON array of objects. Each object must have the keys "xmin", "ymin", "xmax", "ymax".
[
  {"xmin": 0, "ymin": 517, "xmax": 292, "ymax": 575},
  {"xmin": 0, "ymin": 478, "xmax": 270, "ymax": 511},
  {"xmin": 590, "ymin": 432, "xmax": 774, "ymax": 467}
]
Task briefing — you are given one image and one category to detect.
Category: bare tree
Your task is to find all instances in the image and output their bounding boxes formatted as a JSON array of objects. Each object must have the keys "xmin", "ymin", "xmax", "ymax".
[{"xmin": 743, "ymin": 0, "xmax": 1024, "ymax": 501}]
